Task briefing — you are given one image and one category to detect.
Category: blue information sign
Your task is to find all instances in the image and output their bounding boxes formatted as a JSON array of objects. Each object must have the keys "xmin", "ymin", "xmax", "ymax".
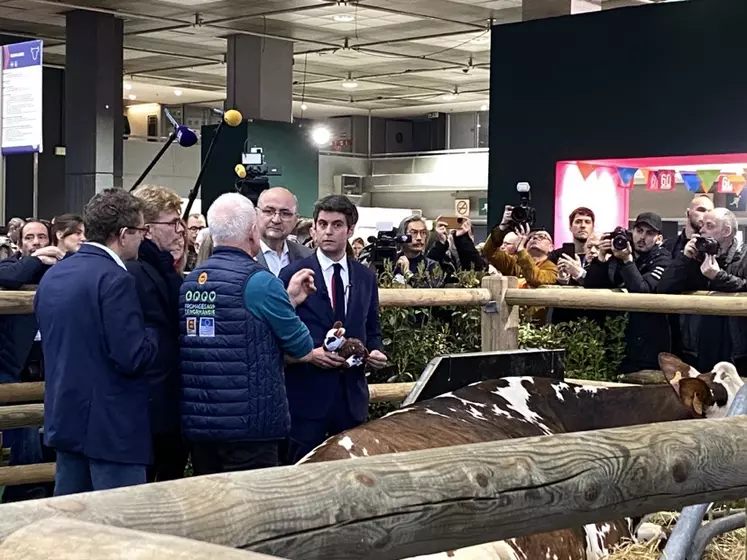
[{"xmin": 2, "ymin": 40, "xmax": 43, "ymax": 155}]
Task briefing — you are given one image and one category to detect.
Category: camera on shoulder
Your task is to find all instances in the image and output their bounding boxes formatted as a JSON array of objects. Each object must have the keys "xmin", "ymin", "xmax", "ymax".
[{"xmin": 358, "ymin": 228, "xmax": 412, "ymax": 271}]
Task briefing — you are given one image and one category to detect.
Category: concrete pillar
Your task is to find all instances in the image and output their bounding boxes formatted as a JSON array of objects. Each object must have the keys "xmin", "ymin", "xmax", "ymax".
[
  {"xmin": 65, "ymin": 10, "xmax": 123, "ymax": 212},
  {"xmin": 226, "ymin": 35, "xmax": 293, "ymax": 123},
  {"xmin": 522, "ymin": 0, "xmax": 601, "ymax": 20}
]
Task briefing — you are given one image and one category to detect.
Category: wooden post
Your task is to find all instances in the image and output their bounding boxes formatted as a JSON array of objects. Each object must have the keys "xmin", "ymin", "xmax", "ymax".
[
  {"xmin": 481, "ymin": 275, "xmax": 519, "ymax": 352},
  {"xmin": 0, "ymin": 518, "xmax": 285, "ymax": 559}
]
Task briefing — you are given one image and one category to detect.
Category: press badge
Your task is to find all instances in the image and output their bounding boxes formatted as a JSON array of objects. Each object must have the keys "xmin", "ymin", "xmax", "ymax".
[{"xmin": 199, "ymin": 317, "xmax": 215, "ymax": 337}]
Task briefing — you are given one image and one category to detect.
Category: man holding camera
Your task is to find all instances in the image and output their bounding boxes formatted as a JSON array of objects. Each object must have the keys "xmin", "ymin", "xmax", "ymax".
[
  {"xmin": 658, "ymin": 207, "xmax": 747, "ymax": 374},
  {"xmin": 584, "ymin": 212, "xmax": 671, "ymax": 373},
  {"xmin": 483, "ymin": 205, "xmax": 558, "ymax": 288}
]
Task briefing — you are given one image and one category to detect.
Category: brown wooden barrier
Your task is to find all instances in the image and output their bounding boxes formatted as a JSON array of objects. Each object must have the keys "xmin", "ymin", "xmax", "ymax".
[{"xmin": 1, "ymin": 416, "xmax": 746, "ymax": 559}]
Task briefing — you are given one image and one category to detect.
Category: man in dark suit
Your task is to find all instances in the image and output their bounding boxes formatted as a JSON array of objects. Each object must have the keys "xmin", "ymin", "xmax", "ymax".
[
  {"xmin": 35, "ymin": 188, "xmax": 157, "ymax": 495},
  {"xmin": 280, "ymin": 195, "xmax": 387, "ymax": 464},
  {"xmin": 128, "ymin": 184, "xmax": 188, "ymax": 482},
  {"xmin": 254, "ymin": 187, "xmax": 312, "ymax": 276}
]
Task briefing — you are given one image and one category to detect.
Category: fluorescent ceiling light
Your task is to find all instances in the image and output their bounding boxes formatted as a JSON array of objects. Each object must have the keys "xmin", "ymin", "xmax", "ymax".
[
  {"xmin": 342, "ymin": 78, "xmax": 358, "ymax": 89},
  {"xmin": 441, "ymin": 93, "xmax": 456, "ymax": 101},
  {"xmin": 173, "ymin": 89, "xmax": 183, "ymax": 96},
  {"xmin": 334, "ymin": 14, "xmax": 355, "ymax": 22},
  {"xmin": 123, "ymin": 82, "xmax": 132, "ymax": 90},
  {"xmin": 480, "ymin": 104, "xmax": 488, "ymax": 111},
  {"xmin": 301, "ymin": 103, "xmax": 308, "ymax": 111}
]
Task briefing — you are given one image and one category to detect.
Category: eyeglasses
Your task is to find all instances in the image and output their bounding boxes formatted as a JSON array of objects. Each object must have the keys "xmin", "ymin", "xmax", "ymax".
[
  {"xmin": 406, "ymin": 230, "xmax": 428, "ymax": 238},
  {"xmin": 149, "ymin": 221, "xmax": 185, "ymax": 233},
  {"xmin": 188, "ymin": 226, "xmax": 204, "ymax": 233},
  {"xmin": 258, "ymin": 207, "xmax": 295, "ymax": 221}
]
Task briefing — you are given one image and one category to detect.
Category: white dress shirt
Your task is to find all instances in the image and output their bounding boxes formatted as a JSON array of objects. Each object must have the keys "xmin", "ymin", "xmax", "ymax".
[
  {"xmin": 86, "ymin": 242, "xmax": 128, "ymax": 271},
  {"xmin": 316, "ymin": 248, "xmax": 349, "ymax": 310},
  {"xmin": 260, "ymin": 239, "xmax": 289, "ymax": 277}
]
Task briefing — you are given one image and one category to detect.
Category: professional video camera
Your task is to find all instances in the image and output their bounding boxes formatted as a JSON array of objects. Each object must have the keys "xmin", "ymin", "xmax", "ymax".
[
  {"xmin": 510, "ymin": 182, "xmax": 536, "ymax": 228},
  {"xmin": 358, "ymin": 228, "xmax": 412, "ymax": 271},
  {"xmin": 604, "ymin": 226, "xmax": 634, "ymax": 252},
  {"xmin": 694, "ymin": 236, "xmax": 719, "ymax": 256},
  {"xmin": 234, "ymin": 146, "xmax": 282, "ymax": 205}
]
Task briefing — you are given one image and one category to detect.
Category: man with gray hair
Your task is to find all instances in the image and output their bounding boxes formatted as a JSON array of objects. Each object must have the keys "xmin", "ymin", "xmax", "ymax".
[
  {"xmin": 658, "ymin": 207, "xmax": 747, "ymax": 375},
  {"xmin": 255, "ymin": 187, "xmax": 311, "ymax": 276},
  {"xmin": 179, "ymin": 193, "xmax": 315, "ymax": 474}
]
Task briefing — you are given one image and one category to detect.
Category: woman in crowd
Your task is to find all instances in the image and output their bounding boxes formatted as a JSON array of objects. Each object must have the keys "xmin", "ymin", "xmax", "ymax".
[
  {"xmin": 51, "ymin": 214, "xmax": 85, "ymax": 254},
  {"xmin": 194, "ymin": 227, "xmax": 213, "ymax": 268}
]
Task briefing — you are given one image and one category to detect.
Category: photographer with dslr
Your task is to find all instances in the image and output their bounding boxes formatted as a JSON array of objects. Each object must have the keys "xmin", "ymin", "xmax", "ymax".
[
  {"xmin": 584, "ymin": 212, "xmax": 671, "ymax": 373},
  {"xmin": 483, "ymin": 205, "xmax": 558, "ymax": 289},
  {"xmin": 658, "ymin": 207, "xmax": 747, "ymax": 374}
]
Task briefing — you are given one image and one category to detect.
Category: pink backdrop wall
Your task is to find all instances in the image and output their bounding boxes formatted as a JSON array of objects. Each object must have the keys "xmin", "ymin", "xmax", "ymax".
[{"xmin": 553, "ymin": 162, "xmax": 629, "ymax": 245}]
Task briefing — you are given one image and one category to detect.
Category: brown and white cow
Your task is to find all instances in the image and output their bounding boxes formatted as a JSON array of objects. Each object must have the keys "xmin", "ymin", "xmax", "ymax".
[{"xmin": 299, "ymin": 353, "xmax": 743, "ymax": 560}]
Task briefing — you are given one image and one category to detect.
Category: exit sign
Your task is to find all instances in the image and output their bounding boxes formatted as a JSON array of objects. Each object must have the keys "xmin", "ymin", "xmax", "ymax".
[{"xmin": 478, "ymin": 198, "xmax": 488, "ymax": 216}]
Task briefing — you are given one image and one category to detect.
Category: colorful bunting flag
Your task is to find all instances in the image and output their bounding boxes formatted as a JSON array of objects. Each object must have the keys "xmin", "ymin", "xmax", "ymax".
[
  {"xmin": 696, "ymin": 169, "xmax": 721, "ymax": 193},
  {"xmin": 577, "ymin": 162, "xmax": 597, "ymax": 181},
  {"xmin": 658, "ymin": 170, "xmax": 676, "ymax": 191},
  {"xmin": 680, "ymin": 171, "xmax": 703, "ymax": 193},
  {"xmin": 617, "ymin": 167, "xmax": 638, "ymax": 188},
  {"xmin": 646, "ymin": 171, "xmax": 660, "ymax": 191},
  {"xmin": 717, "ymin": 174, "xmax": 746, "ymax": 195}
]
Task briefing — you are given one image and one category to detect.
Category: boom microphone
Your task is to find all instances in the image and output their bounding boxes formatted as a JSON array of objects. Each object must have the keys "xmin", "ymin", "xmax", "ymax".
[
  {"xmin": 164, "ymin": 108, "xmax": 197, "ymax": 147},
  {"xmin": 182, "ymin": 107, "xmax": 244, "ymax": 219},
  {"xmin": 211, "ymin": 107, "xmax": 243, "ymax": 127}
]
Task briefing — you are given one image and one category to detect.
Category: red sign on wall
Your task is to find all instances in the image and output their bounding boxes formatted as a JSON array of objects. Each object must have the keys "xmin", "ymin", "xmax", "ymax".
[
  {"xmin": 646, "ymin": 170, "xmax": 675, "ymax": 191},
  {"xmin": 717, "ymin": 174, "xmax": 746, "ymax": 194}
]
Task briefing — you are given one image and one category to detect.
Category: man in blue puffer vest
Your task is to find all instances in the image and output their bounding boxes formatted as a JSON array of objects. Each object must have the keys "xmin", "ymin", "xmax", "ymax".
[{"xmin": 180, "ymin": 193, "xmax": 315, "ymax": 474}]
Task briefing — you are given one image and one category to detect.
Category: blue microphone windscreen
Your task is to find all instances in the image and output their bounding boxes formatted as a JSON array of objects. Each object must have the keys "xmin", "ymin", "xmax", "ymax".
[{"xmin": 176, "ymin": 126, "xmax": 197, "ymax": 147}]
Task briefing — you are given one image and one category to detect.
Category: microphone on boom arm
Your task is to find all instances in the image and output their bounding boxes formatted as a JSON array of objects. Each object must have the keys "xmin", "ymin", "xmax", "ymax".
[
  {"xmin": 182, "ymin": 107, "xmax": 244, "ymax": 219},
  {"xmin": 129, "ymin": 108, "xmax": 198, "ymax": 192}
]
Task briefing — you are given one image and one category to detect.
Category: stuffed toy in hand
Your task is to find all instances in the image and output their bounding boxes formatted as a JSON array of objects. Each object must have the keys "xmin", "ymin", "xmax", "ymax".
[{"xmin": 323, "ymin": 321, "xmax": 369, "ymax": 368}]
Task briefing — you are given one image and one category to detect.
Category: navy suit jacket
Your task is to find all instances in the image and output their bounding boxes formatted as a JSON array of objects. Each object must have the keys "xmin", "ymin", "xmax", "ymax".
[
  {"xmin": 280, "ymin": 253, "xmax": 382, "ymax": 423},
  {"xmin": 34, "ymin": 244, "xmax": 157, "ymax": 465}
]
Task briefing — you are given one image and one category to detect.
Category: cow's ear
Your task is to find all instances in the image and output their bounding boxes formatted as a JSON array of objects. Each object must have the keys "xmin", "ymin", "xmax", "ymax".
[
  {"xmin": 333, "ymin": 321, "xmax": 343, "ymax": 329},
  {"xmin": 659, "ymin": 352, "xmax": 698, "ymax": 383},
  {"xmin": 677, "ymin": 378, "xmax": 713, "ymax": 417}
]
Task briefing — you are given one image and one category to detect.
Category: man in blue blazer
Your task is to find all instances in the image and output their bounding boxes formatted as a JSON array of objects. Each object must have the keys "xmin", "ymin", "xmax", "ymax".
[
  {"xmin": 280, "ymin": 195, "xmax": 387, "ymax": 464},
  {"xmin": 35, "ymin": 188, "xmax": 158, "ymax": 495}
]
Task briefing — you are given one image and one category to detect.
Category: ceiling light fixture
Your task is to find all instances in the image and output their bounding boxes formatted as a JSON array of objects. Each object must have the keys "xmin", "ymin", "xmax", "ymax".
[
  {"xmin": 342, "ymin": 72, "xmax": 358, "ymax": 89},
  {"xmin": 301, "ymin": 103, "xmax": 308, "ymax": 111},
  {"xmin": 480, "ymin": 104, "xmax": 488, "ymax": 111},
  {"xmin": 441, "ymin": 87, "xmax": 459, "ymax": 102},
  {"xmin": 311, "ymin": 126, "xmax": 332, "ymax": 146},
  {"xmin": 173, "ymin": 89, "xmax": 183, "ymax": 96},
  {"xmin": 128, "ymin": 94, "xmax": 137, "ymax": 100},
  {"xmin": 333, "ymin": 14, "xmax": 355, "ymax": 22},
  {"xmin": 123, "ymin": 82, "xmax": 132, "ymax": 90}
]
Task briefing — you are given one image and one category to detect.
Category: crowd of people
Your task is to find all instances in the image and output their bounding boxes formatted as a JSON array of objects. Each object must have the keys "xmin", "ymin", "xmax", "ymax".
[
  {"xmin": 0, "ymin": 185, "xmax": 740, "ymax": 501},
  {"xmin": 484, "ymin": 194, "xmax": 747, "ymax": 380}
]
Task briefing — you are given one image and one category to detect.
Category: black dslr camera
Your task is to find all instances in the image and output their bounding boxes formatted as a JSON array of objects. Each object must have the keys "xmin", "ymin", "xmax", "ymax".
[
  {"xmin": 604, "ymin": 226, "xmax": 633, "ymax": 252},
  {"xmin": 694, "ymin": 236, "xmax": 719, "ymax": 256},
  {"xmin": 510, "ymin": 182, "xmax": 536, "ymax": 228},
  {"xmin": 358, "ymin": 228, "xmax": 412, "ymax": 271}
]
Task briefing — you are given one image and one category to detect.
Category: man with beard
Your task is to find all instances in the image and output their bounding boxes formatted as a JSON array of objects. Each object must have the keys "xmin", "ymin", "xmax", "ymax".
[
  {"xmin": 549, "ymin": 207, "xmax": 595, "ymax": 265},
  {"xmin": 585, "ymin": 212, "xmax": 671, "ymax": 372},
  {"xmin": 664, "ymin": 195, "xmax": 714, "ymax": 258}
]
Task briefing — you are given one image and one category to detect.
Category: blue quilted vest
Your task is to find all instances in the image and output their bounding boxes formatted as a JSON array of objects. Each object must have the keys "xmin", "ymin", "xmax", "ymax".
[{"xmin": 179, "ymin": 246, "xmax": 290, "ymax": 441}]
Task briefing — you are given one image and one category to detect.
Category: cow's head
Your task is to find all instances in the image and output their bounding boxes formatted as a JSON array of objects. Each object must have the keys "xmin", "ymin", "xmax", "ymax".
[{"xmin": 659, "ymin": 352, "xmax": 743, "ymax": 418}]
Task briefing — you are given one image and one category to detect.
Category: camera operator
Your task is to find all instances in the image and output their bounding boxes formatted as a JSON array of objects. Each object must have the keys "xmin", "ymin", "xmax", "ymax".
[
  {"xmin": 393, "ymin": 216, "xmax": 450, "ymax": 287},
  {"xmin": 483, "ymin": 205, "xmax": 558, "ymax": 288},
  {"xmin": 657, "ymin": 207, "xmax": 747, "ymax": 374},
  {"xmin": 584, "ymin": 212, "xmax": 671, "ymax": 373},
  {"xmin": 428, "ymin": 217, "xmax": 487, "ymax": 273}
]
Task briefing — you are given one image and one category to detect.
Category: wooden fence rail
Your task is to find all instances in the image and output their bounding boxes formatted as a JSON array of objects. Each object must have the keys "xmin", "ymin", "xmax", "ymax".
[
  {"xmin": 0, "ymin": 416, "xmax": 746, "ymax": 559},
  {"xmin": 0, "ymin": 518, "xmax": 285, "ymax": 559}
]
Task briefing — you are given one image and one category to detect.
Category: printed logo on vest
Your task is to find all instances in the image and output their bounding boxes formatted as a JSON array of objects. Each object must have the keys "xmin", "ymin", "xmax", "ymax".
[
  {"xmin": 198, "ymin": 272, "xmax": 208, "ymax": 285},
  {"xmin": 186, "ymin": 317, "xmax": 197, "ymax": 336},
  {"xmin": 199, "ymin": 317, "xmax": 215, "ymax": 337}
]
